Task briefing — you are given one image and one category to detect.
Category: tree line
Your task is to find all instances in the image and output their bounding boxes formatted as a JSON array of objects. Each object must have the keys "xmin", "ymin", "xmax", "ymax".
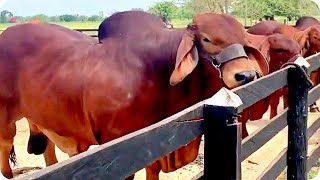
[
  {"xmin": 148, "ymin": 0, "xmax": 320, "ymax": 23},
  {"xmin": 0, "ymin": 11, "xmax": 106, "ymax": 23}
]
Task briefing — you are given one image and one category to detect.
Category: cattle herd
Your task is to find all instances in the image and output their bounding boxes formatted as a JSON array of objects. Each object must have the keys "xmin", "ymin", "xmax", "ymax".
[{"xmin": 0, "ymin": 10, "xmax": 319, "ymax": 180}]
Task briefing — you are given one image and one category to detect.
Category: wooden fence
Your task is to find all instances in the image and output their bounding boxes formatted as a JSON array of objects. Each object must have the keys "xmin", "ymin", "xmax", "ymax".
[
  {"xmin": 13, "ymin": 45, "xmax": 320, "ymax": 179},
  {"xmin": 74, "ymin": 28, "xmax": 98, "ymax": 37}
]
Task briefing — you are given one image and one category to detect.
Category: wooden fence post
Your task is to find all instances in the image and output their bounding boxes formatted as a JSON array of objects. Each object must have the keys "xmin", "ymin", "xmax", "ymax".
[
  {"xmin": 287, "ymin": 66, "xmax": 313, "ymax": 180},
  {"xmin": 202, "ymin": 105, "xmax": 242, "ymax": 180}
]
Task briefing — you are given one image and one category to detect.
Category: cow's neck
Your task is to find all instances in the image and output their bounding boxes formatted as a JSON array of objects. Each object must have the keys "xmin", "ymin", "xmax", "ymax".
[{"xmin": 142, "ymin": 28, "xmax": 186, "ymax": 65}]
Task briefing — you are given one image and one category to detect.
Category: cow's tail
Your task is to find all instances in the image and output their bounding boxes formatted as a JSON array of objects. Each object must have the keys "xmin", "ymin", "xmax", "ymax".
[{"xmin": 9, "ymin": 146, "xmax": 17, "ymax": 166}]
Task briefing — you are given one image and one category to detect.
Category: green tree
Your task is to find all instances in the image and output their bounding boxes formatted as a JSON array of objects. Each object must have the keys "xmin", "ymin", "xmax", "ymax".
[
  {"xmin": 59, "ymin": 14, "xmax": 77, "ymax": 22},
  {"xmin": 0, "ymin": 10, "xmax": 13, "ymax": 23},
  {"xmin": 176, "ymin": 5, "xmax": 193, "ymax": 19},
  {"xmin": 15, "ymin": 16, "xmax": 25, "ymax": 22},
  {"xmin": 98, "ymin": 11, "xmax": 105, "ymax": 21},
  {"xmin": 232, "ymin": 0, "xmax": 319, "ymax": 22},
  {"xmin": 77, "ymin": 15, "xmax": 88, "ymax": 22},
  {"xmin": 31, "ymin": 14, "xmax": 49, "ymax": 22},
  {"xmin": 88, "ymin": 15, "xmax": 100, "ymax": 21},
  {"xmin": 148, "ymin": 1, "xmax": 178, "ymax": 20},
  {"xmin": 131, "ymin": 8, "xmax": 145, "ymax": 11},
  {"xmin": 231, "ymin": 0, "xmax": 268, "ymax": 25},
  {"xmin": 183, "ymin": 0, "xmax": 234, "ymax": 15},
  {"xmin": 49, "ymin": 16, "xmax": 60, "ymax": 22},
  {"xmin": 300, "ymin": 0, "xmax": 320, "ymax": 16}
]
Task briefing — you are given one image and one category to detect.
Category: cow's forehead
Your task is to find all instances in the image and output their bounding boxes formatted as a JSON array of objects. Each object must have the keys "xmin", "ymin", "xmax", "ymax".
[
  {"xmin": 193, "ymin": 14, "xmax": 246, "ymax": 39},
  {"xmin": 311, "ymin": 26, "xmax": 320, "ymax": 35}
]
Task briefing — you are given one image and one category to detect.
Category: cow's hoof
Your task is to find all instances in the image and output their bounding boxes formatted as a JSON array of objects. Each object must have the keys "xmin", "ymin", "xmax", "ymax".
[
  {"xmin": 0, "ymin": 171, "xmax": 11, "ymax": 179},
  {"xmin": 310, "ymin": 106, "xmax": 320, "ymax": 113}
]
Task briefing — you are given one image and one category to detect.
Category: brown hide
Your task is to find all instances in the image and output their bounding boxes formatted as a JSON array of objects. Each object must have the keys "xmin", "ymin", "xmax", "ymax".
[
  {"xmin": 248, "ymin": 20, "xmax": 320, "ymax": 118},
  {"xmin": 294, "ymin": 16, "xmax": 320, "ymax": 111},
  {"xmin": 247, "ymin": 21, "xmax": 284, "ymax": 35},
  {"xmin": 96, "ymin": 11, "xmax": 270, "ymax": 178},
  {"xmin": 295, "ymin": 16, "xmax": 320, "ymax": 30},
  {"xmin": 239, "ymin": 33, "xmax": 301, "ymax": 137},
  {"xmin": 0, "ymin": 12, "xmax": 268, "ymax": 179},
  {"xmin": 26, "ymin": 23, "xmax": 98, "ymax": 169},
  {"xmin": 248, "ymin": 21, "xmax": 320, "ymax": 57}
]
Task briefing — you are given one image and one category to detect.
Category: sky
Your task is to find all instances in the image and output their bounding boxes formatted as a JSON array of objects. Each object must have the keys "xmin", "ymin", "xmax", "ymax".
[{"xmin": 0, "ymin": 0, "xmax": 161, "ymax": 16}]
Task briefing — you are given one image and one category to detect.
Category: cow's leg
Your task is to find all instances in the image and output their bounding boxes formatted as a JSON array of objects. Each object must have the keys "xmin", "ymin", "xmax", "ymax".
[
  {"xmin": 43, "ymin": 140, "xmax": 58, "ymax": 166},
  {"xmin": 283, "ymin": 89, "xmax": 289, "ymax": 109},
  {"xmin": 0, "ymin": 105, "xmax": 17, "ymax": 179},
  {"xmin": 39, "ymin": 127, "xmax": 97, "ymax": 158},
  {"xmin": 309, "ymin": 71, "xmax": 320, "ymax": 112},
  {"xmin": 270, "ymin": 88, "xmax": 290, "ymax": 120},
  {"xmin": 27, "ymin": 120, "xmax": 58, "ymax": 166},
  {"xmin": 310, "ymin": 102, "xmax": 320, "ymax": 112},
  {"xmin": 242, "ymin": 122, "xmax": 249, "ymax": 138},
  {"xmin": 269, "ymin": 96, "xmax": 279, "ymax": 119},
  {"xmin": 237, "ymin": 112, "xmax": 249, "ymax": 138},
  {"xmin": 145, "ymin": 162, "xmax": 161, "ymax": 180}
]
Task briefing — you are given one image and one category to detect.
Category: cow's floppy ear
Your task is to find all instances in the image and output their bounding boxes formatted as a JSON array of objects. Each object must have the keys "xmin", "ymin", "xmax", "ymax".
[
  {"xmin": 170, "ymin": 32, "xmax": 199, "ymax": 86},
  {"xmin": 295, "ymin": 30, "xmax": 310, "ymax": 55},
  {"xmin": 246, "ymin": 33, "xmax": 270, "ymax": 64},
  {"xmin": 244, "ymin": 45, "xmax": 270, "ymax": 76},
  {"xmin": 259, "ymin": 39, "xmax": 271, "ymax": 64}
]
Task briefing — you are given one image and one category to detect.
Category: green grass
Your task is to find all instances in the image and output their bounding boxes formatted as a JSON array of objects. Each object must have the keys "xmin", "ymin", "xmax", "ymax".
[
  {"xmin": 171, "ymin": 19, "xmax": 191, "ymax": 28},
  {"xmin": 0, "ymin": 21, "xmax": 102, "ymax": 30},
  {"xmin": 51, "ymin": 21, "xmax": 101, "ymax": 29}
]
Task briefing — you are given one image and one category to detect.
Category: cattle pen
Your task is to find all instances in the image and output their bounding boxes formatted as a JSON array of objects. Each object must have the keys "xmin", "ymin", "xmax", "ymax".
[{"xmin": 8, "ymin": 29, "xmax": 320, "ymax": 180}]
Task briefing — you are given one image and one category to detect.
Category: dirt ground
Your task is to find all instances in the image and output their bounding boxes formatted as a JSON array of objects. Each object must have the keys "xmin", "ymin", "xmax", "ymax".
[{"xmin": 10, "ymin": 99, "xmax": 320, "ymax": 180}]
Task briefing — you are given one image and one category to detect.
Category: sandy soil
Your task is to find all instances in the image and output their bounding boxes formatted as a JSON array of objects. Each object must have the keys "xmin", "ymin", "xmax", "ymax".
[{"xmin": 10, "ymin": 99, "xmax": 320, "ymax": 180}]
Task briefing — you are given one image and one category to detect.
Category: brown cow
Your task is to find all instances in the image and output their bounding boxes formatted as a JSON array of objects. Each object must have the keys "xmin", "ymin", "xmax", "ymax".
[
  {"xmin": 294, "ymin": 16, "xmax": 320, "ymax": 113},
  {"xmin": 247, "ymin": 21, "xmax": 284, "ymax": 35},
  {"xmin": 295, "ymin": 16, "xmax": 320, "ymax": 30},
  {"xmin": 248, "ymin": 21, "xmax": 320, "ymax": 117},
  {"xmin": 3, "ymin": 23, "xmax": 99, "ymax": 178},
  {"xmin": 25, "ymin": 23, "xmax": 98, "ymax": 165},
  {"xmin": 239, "ymin": 33, "xmax": 301, "ymax": 137},
  {"xmin": 97, "ymin": 12, "xmax": 301, "ymax": 140},
  {"xmin": 0, "ymin": 12, "xmax": 268, "ymax": 179}
]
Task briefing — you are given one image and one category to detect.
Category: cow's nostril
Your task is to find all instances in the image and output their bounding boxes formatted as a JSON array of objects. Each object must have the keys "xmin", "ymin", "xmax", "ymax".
[
  {"xmin": 235, "ymin": 70, "xmax": 256, "ymax": 84},
  {"xmin": 235, "ymin": 73, "xmax": 246, "ymax": 82}
]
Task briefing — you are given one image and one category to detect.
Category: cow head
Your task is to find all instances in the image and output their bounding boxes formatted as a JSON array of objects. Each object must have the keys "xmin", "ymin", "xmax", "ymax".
[
  {"xmin": 170, "ymin": 13, "xmax": 269, "ymax": 89},
  {"xmin": 294, "ymin": 25, "xmax": 320, "ymax": 56},
  {"xmin": 247, "ymin": 33, "xmax": 301, "ymax": 73},
  {"xmin": 305, "ymin": 25, "xmax": 320, "ymax": 55}
]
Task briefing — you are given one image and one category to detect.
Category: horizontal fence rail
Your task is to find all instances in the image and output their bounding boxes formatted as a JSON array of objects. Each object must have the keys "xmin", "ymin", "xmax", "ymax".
[{"xmin": 15, "ymin": 46, "xmax": 320, "ymax": 179}]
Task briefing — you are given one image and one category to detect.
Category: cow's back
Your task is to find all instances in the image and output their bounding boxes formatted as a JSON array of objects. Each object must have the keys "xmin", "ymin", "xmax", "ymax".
[
  {"xmin": 295, "ymin": 16, "xmax": 320, "ymax": 30},
  {"xmin": 98, "ymin": 11, "xmax": 166, "ymax": 42},
  {"xmin": 247, "ymin": 21, "xmax": 283, "ymax": 35}
]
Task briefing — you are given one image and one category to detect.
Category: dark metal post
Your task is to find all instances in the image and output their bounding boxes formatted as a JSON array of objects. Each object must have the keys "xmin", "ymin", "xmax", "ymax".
[
  {"xmin": 202, "ymin": 105, "xmax": 242, "ymax": 180},
  {"xmin": 287, "ymin": 66, "xmax": 312, "ymax": 180}
]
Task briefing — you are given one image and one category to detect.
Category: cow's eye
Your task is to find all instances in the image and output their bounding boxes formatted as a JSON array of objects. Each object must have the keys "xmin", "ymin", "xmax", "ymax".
[
  {"xmin": 203, "ymin": 38, "xmax": 211, "ymax": 42},
  {"xmin": 275, "ymin": 48, "xmax": 286, "ymax": 53}
]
